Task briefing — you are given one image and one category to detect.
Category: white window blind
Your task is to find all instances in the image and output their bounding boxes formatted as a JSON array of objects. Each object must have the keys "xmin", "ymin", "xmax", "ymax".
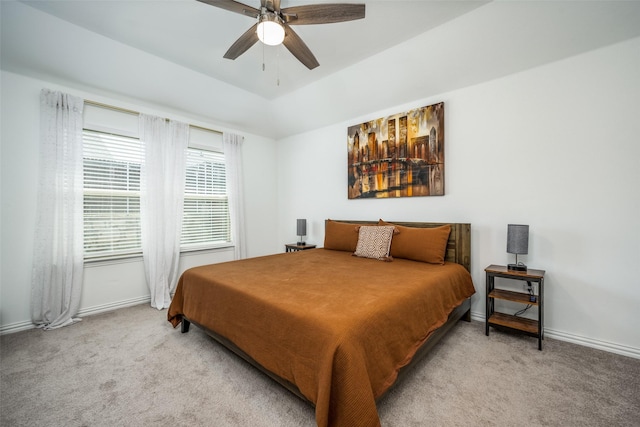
[
  {"xmin": 181, "ymin": 148, "xmax": 231, "ymax": 249},
  {"xmin": 83, "ymin": 129, "xmax": 143, "ymax": 259}
]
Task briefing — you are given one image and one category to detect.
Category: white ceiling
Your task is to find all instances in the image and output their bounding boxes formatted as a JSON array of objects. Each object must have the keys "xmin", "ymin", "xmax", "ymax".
[
  {"xmin": 4, "ymin": 1, "xmax": 640, "ymax": 138},
  {"xmin": 20, "ymin": 0, "xmax": 489, "ymax": 100}
]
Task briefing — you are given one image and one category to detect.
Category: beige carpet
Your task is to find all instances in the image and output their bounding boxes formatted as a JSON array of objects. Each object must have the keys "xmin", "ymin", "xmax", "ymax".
[{"xmin": 1, "ymin": 304, "xmax": 638, "ymax": 426}]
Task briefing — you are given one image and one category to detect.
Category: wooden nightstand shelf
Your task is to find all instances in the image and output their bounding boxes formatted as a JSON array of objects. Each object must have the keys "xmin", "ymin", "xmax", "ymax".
[
  {"xmin": 285, "ymin": 243, "xmax": 316, "ymax": 252},
  {"xmin": 485, "ymin": 264, "xmax": 545, "ymax": 350}
]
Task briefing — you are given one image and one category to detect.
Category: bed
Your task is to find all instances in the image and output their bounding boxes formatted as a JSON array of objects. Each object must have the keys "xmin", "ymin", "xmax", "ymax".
[{"xmin": 168, "ymin": 220, "xmax": 475, "ymax": 427}]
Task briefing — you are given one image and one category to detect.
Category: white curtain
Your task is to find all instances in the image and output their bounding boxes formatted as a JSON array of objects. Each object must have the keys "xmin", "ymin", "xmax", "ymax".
[
  {"xmin": 139, "ymin": 114, "xmax": 189, "ymax": 309},
  {"xmin": 31, "ymin": 89, "xmax": 84, "ymax": 329},
  {"xmin": 223, "ymin": 133, "xmax": 246, "ymax": 260}
]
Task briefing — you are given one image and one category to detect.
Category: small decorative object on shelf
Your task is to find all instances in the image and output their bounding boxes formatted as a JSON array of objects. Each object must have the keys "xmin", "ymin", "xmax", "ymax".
[
  {"xmin": 285, "ymin": 243, "xmax": 316, "ymax": 253},
  {"xmin": 506, "ymin": 224, "xmax": 529, "ymax": 271},
  {"xmin": 485, "ymin": 264, "xmax": 545, "ymax": 350}
]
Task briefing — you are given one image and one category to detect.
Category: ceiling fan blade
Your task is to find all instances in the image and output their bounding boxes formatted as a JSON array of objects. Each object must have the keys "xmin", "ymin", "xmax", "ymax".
[
  {"xmin": 197, "ymin": 0, "xmax": 260, "ymax": 18},
  {"xmin": 223, "ymin": 23, "xmax": 260, "ymax": 60},
  {"xmin": 282, "ymin": 25, "xmax": 319, "ymax": 70},
  {"xmin": 281, "ymin": 3, "xmax": 365, "ymax": 25}
]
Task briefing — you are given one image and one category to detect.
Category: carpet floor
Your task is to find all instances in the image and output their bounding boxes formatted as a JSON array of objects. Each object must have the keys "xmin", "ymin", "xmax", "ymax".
[{"xmin": 1, "ymin": 304, "xmax": 638, "ymax": 426}]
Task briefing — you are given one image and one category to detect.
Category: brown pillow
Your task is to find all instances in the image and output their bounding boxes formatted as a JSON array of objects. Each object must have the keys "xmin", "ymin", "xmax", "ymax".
[
  {"xmin": 379, "ymin": 220, "xmax": 451, "ymax": 264},
  {"xmin": 323, "ymin": 220, "xmax": 361, "ymax": 252}
]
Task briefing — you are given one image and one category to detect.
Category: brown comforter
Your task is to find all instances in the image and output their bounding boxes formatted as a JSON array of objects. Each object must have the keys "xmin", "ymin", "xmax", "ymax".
[{"xmin": 168, "ymin": 249, "xmax": 475, "ymax": 427}]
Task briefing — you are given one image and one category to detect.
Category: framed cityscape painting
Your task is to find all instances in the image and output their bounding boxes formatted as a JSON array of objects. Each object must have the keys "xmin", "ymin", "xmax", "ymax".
[{"xmin": 347, "ymin": 102, "xmax": 444, "ymax": 199}]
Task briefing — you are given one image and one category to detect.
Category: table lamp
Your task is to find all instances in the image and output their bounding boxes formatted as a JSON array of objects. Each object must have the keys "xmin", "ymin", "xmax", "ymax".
[
  {"xmin": 507, "ymin": 224, "xmax": 529, "ymax": 271},
  {"xmin": 297, "ymin": 219, "xmax": 307, "ymax": 246}
]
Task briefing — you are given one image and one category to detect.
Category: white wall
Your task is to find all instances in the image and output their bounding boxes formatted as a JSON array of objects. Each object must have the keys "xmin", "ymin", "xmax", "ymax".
[
  {"xmin": 276, "ymin": 37, "xmax": 640, "ymax": 358},
  {"xmin": 0, "ymin": 71, "xmax": 279, "ymax": 332}
]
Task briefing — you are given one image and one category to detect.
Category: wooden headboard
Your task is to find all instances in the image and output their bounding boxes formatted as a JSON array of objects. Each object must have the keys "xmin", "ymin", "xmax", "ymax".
[{"xmin": 336, "ymin": 220, "xmax": 471, "ymax": 272}]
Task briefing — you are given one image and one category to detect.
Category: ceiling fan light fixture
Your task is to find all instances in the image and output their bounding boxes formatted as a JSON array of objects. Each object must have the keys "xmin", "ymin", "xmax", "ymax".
[{"xmin": 257, "ymin": 13, "xmax": 285, "ymax": 46}]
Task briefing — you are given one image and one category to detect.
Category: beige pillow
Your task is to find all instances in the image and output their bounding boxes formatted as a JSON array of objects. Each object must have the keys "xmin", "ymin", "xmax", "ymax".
[
  {"xmin": 353, "ymin": 225, "xmax": 395, "ymax": 261},
  {"xmin": 379, "ymin": 221, "xmax": 451, "ymax": 264},
  {"xmin": 323, "ymin": 220, "xmax": 361, "ymax": 252}
]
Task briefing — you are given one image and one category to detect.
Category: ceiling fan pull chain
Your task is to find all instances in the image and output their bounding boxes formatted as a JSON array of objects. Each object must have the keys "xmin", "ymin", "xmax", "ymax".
[{"xmin": 262, "ymin": 41, "xmax": 266, "ymax": 71}]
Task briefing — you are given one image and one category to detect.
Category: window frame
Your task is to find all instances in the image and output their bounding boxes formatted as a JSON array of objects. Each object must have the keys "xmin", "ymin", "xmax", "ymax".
[
  {"xmin": 81, "ymin": 122, "xmax": 232, "ymax": 263},
  {"xmin": 82, "ymin": 128, "xmax": 144, "ymax": 262}
]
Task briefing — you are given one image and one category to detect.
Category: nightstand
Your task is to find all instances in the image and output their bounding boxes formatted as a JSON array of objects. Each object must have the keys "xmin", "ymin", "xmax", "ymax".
[
  {"xmin": 285, "ymin": 243, "xmax": 316, "ymax": 253},
  {"xmin": 485, "ymin": 264, "xmax": 545, "ymax": 350}
]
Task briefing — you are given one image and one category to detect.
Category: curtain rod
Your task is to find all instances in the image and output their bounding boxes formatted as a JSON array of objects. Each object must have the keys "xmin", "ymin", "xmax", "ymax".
[{"xmin": 84, "ymin": 99, "xmax": 223, "ymax": 135}]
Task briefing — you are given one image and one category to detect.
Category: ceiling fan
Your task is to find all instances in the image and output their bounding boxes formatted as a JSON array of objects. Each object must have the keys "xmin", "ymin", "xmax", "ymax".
[{"xmin": 197, "ymin": 0, "xmax": 366, "ymax": 70}]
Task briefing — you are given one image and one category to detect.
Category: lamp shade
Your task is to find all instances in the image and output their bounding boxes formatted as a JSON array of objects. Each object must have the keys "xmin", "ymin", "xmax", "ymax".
[
  {"xmin": 507, "ymin": 224, "xmax": 529, "ymax": 255},
  {"xmin": 296, "ymin": 219, "xmax": 307, "ymax": 237},
  {"xmin": 257, "ymin": 14, "xmax": 285, "ymax": 46}
]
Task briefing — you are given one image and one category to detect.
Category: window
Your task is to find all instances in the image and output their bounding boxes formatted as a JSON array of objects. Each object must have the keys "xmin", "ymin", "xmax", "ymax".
[
  {"xmin": 83, "ymin": 129, "xmax": 143, "ymax": 259},
  {"xmin": 181, "ymin": 148, "xmax": 230, "ymax": 250},
  {"xmin": 83, "ymin": 128, "xmax": 230, "ymax": 261}
]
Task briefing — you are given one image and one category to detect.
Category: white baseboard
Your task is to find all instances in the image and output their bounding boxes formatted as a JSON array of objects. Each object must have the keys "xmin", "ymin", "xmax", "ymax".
[
  {"xmin": 0, "ymin": 296, "xmax": 150, "ymax": 335},
  {"xmin": 470, "ymin": 310, "xmax": 640, "ymax": 360},
  {"xmin": 544, "ymin": 327, "xmax": 640, "ymax": 359},
  {"xmin": 0, "ymin": 319, "xmax": 35, "ymax": 335},
  {"xmin": 77, "ymin": 295, "xmax": 150, "ymax": 318}
]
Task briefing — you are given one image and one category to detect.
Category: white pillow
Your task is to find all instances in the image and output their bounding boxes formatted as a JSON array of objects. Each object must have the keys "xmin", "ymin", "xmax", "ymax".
[{"xmin": 353, "ymin": 225, "xmax": 395, "ymax": 261}]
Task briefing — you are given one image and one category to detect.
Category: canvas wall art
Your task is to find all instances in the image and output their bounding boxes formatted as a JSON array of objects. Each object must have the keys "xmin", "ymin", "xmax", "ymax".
[{"xmin": 347, "ymin": 102, "xmax": 444, "ymax": 199}]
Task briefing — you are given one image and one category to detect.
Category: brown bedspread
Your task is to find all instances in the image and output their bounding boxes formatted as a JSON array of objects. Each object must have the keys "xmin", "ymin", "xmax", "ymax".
[{"xmin": 168, "ymin": 249, "xmax": 475, "ymax": 427}]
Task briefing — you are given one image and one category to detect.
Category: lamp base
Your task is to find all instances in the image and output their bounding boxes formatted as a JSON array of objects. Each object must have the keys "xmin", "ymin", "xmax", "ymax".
[
  {"xmin": 297, "ymin": 241, "xmax": 306, "ymax": 246},
  {"xmin": 507, "ymin": 263, "xmax": 527, "ymax": 272}
]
